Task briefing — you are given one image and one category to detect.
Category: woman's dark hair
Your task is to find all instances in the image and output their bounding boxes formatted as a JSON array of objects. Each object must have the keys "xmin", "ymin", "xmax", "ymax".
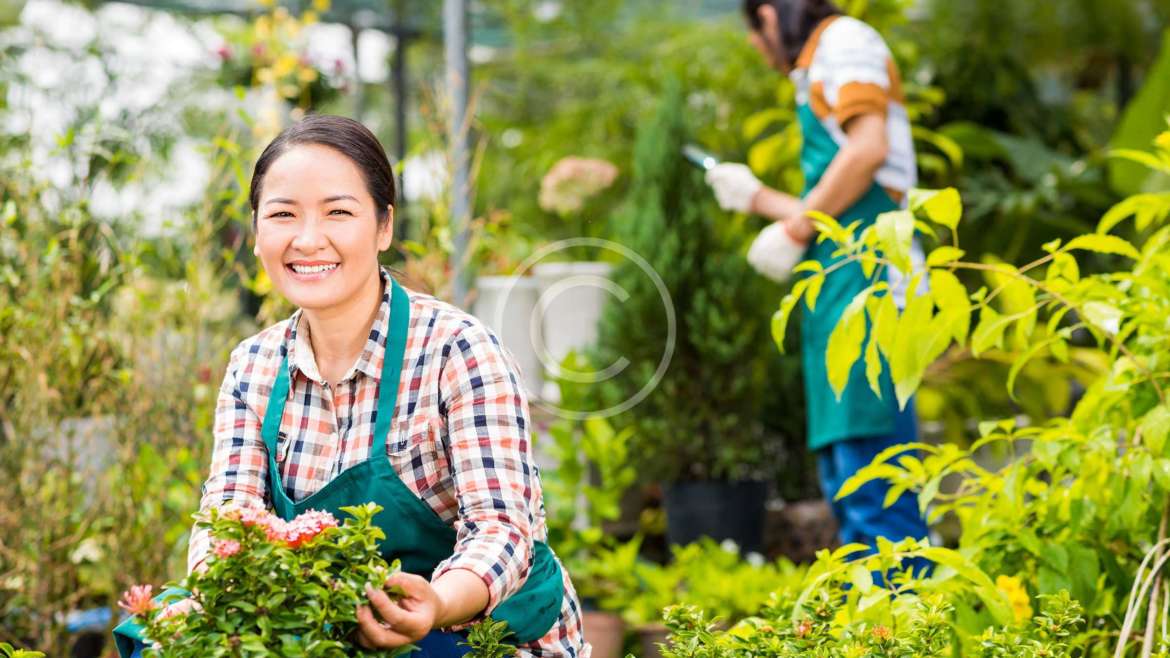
[
  {"xmin": 249, "ymin": 114, "xmax": 396, "ymax": 227},
  {"xmin": 742, "ymin": 0, "xmax": 842, "ymax": 66}
]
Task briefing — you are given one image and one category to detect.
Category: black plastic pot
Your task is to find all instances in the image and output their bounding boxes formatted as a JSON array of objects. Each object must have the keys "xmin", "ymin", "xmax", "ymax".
[{"xmin": 663, "ymin": 480, "xmax": 767, "ymax": 554}]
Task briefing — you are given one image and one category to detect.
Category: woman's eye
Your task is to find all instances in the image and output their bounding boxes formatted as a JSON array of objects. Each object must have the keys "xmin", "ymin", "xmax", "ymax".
[
  {"xmin": 268, "ymin": 211, "xmax": 294, "ymax": 219},
  {"xmin": 329, "ymin": 209, "xmax": 354, "ymax": 216}
]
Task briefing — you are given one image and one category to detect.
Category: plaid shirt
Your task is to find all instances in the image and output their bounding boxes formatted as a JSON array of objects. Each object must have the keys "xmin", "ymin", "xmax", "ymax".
[{"xmin": 190, "ymin": 270, "xmax": 588, "ymax": 657}]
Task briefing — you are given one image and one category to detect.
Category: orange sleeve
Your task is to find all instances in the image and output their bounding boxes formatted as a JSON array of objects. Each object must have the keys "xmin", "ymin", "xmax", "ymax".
[{"xmin": 835, "ymin": 82, "xmax": 889, "ymax": 127}]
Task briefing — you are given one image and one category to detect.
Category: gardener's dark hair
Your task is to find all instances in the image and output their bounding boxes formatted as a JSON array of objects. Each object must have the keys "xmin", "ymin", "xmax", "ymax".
[
  {"xmin": 742, "ymin": 0, "xmax": 842, "ymax": 65},
  {"xmin": 249, "ymin": 114, "xmax": 396, "ymax": 227}
]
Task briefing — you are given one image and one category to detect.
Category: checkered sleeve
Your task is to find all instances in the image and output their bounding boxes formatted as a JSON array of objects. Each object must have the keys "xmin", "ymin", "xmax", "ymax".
[
  {"xmin": 186, "ymin": 343, "xmax": 271, "ymax": 573},
  {"xmin": 431, "ymin": 319, "xmax": 536, "ymax": 617}
]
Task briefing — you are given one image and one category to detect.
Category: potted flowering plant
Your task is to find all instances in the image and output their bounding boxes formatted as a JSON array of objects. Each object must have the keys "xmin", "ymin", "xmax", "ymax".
[{"xmin": 116, "ymin": 503, "xmax": 411, "ymax": 657}]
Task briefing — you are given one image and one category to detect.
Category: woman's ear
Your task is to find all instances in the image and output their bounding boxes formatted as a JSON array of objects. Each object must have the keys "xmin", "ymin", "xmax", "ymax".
[{"xmin": 376, "ymin": 205, "xmax": 395, "ymax": 252}]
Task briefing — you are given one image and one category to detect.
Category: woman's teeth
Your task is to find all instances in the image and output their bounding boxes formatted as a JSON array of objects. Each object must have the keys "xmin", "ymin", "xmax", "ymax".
[{"xmin": 290, "ymin": 263, "xmax": 338, "ymax": 274}]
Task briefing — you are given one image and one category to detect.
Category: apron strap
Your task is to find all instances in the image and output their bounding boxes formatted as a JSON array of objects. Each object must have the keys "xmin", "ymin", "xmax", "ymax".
[
  {"xmin": 258, "ymin": 277, "xmax": 411, "ymax": 488},
  {"xmin": 372, "ymin": 277, "xmax": 410, "ymax": 456}
]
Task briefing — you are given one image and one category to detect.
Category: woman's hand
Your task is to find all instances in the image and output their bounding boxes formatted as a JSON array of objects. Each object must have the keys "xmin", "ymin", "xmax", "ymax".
[{"xmin": 356, "ymin": 573, "xmax": 445, "ymax": 649}]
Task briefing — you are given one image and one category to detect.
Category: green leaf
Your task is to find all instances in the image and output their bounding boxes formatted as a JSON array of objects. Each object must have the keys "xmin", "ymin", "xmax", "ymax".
[
  {"xmin": 1110, "ymin": 33, "xmax": 1170, "ymax": 197},
  {"xmin": 806, "ymin": 275, "xmax": 825, "ymax": 312},
  {"xmin": 890, "ymin": 286, "xmax": 933, "ymax": 407},
  {"xmin": 825, "ymin": 289, "xmax": 872, "ymax": 398},
  {"xmin": 771, "ymin": 292, "xmax": 801, "ymax": 354},
  {"xmin": 1063, "ymin": 234, "xmax": 1141, "ymax": 259},
  {"xmin": 748, "ymin": 132, "xmax": 790, "ymax": 174},
  {"xmin": 1082, "ymin": 301, "xmax": 1122, "ymax": 335},
  {"xmin": 849, "ymin": 563, "xmax": 874, "ymax": 593},
  {"xmin": 864, "ymin": 329, "xmax": 883, "ymax": 398},
  {"xmin": 742, "ymin": 107, "xmax": 790, "ymax": 140},
  {"xmin": 1140, "ymin": 405, "xmax": 1170, "ymax": 457},
  {"xmin": 912, "ymin": 187, "xmax": 962, "ymax": 230},
  {"xmin": 971, "ymin": 307, "xmax": 1011, "ymax": 356},
  {"xmin": 926, "ymin": 246, "xmax": 966, "ymax": 267},
  {"xmin": 930, "ymin": 269, "xmax": 971, "ymax": 344},
  {"xmin": 874, "ymin": 210, "xmax": 914, "ymax": 274}
]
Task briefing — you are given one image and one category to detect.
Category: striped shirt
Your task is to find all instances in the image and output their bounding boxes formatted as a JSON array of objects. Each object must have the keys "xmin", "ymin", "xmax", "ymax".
[{"xmin": 189, "ymin": 269, "xmax": 588, "ymax": 657}]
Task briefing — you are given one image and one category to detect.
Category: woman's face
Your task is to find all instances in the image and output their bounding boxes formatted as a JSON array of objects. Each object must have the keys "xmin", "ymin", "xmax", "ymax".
[{"xmin": 253, "ymin": 143, "xmax": 393, "ymax": 314}]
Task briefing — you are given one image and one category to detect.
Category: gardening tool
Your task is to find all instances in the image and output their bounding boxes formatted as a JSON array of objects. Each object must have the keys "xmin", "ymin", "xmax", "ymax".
[{"xmin": 681, "ymin": 143, "xmax": 718, "ymax": 171}]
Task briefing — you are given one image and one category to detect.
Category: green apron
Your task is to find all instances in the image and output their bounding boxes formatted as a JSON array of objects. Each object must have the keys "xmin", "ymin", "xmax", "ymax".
[
  {"xmin": 113, "ymin": 278, "xmax": 563, "ymax": 655},
  {"xmin": 796, "ymin": 102, "xmax": 901, "ymax": 451}
]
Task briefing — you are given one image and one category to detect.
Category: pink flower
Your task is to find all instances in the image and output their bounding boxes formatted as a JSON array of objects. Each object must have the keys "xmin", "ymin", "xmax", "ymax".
[
  {"xmin": 280, "ymin": 509, "xmax": 339, "ymax": 548},
  {"xmin": 118, "ymin": 585, "xmax": 156, "ymax": 617},
  {"xmin": 157, "ymin": 598, "xmax": 202, "ymax": 621},
  {"xmin": 215, "ymin": 45, "xmax": 233, "ymax": 61},
  {"xmin": 539, "ymin": 156, "xmax": 619, "ymax": 215},
  {"xmin": 213, "ymin": 539, "xmax": 242, "ymax": 559}
]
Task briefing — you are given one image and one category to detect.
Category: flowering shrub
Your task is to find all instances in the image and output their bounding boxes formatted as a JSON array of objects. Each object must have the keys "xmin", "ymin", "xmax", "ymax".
[
  {"xmin": 121, "ymin": 503, "xmax": 412, "ymax": 657},
  {"xmin": 655, "ymin": 589, "xmax": 1084, "ymax": 658},
  {"xmin": 538, "ymin": 157, "xmax": 619, "ymax": 216},
  {"xmin": 214, "ymin": 0, "xmax": 345, "ymax": 109}
]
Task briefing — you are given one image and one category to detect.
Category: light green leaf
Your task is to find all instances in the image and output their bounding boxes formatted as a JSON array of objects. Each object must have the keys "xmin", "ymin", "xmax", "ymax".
[
  {"xmin": 825, "ymin": 289, "xmax": 872, "ymax": 398},
  {"xmin": 742, "ymin": 107, "xmax": 790, "ymax": 140},
  {"xmin": 1064, "ymin": 234, "xmax": 1141, "ymax": 259},
  {"xmin": 911, "ymin": 187, "xmax": 962, "ymax": 230},
  {"xmin": 871, "ymin": 295, "xmax": 899, "ymax": 357},
  {"xmin": 748, "ymin": 132, "xmax": 789, "ymax": 174},
  {"xmin": 971, "ymin": 307, "xmax": 1010, "ymax": 356},
  {"xmin": 771, "ymin": 284, "xmax": 806, "ymax": 353},
  {"xmin": 875, "ymin": 210, "xmax": 914, "ymax": 274},
  {"xmin": 930, "ymin": 269, "xmax": 971, "ymax": 344},
  {"xmin": 926, "ymin": 246, "xmax": 966, "ymax": 267},
  {"xmin": 849, "ymin": 563, "xmax": 874, "ymax": 594},
  {"xmin": 889, "ymin": 290, "xmax": 933, "ymax": 407},
  {"xmin": 1082, "ymin": 301, "xmax": 1122, "ymax": 335},
  {"xmin": 806, "ymin": 275, "xmax": 825, "ymax": 312},
  {"xmin": 864, "ymin": 329, "xmax": 883, "ymax": 399}
]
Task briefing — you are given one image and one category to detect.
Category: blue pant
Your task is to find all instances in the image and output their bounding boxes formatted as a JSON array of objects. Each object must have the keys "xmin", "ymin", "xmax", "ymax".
[
  {"xmin": 129, "ymin": 630, "xmax": 471, "ymax": 657},
  {"xmin": 816, "ymin": 399, "xmax": 931, "ymax": 575}
]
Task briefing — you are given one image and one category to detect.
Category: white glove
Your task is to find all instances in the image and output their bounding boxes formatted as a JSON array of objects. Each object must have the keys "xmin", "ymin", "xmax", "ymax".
[
  {"xmin": 747, "ymin": 222, "xmax": 809, "ymax": 283},
  {"xmin": 704, "ymin": 162, "xmax": 762, "ymax": 213}
]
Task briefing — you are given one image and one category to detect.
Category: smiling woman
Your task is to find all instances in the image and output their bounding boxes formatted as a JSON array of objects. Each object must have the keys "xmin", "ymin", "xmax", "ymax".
[{"xmin": 114, "ymin": 115, "xmax": 588, "ymax": 658}]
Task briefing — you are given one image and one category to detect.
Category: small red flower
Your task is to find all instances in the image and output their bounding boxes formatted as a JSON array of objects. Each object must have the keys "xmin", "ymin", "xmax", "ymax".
[{"xmin": 118, "ymin": 585, "xmax": 156, "ymax": 617}]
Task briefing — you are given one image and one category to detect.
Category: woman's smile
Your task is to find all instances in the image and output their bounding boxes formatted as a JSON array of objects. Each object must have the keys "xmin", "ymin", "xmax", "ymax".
[{"xmin": 286, "ymin": 259, "xmax": 341, "ymax": 281}]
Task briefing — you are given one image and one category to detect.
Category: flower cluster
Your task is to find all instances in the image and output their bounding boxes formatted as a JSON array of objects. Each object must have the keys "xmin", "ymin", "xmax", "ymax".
[
  {"xmin": 229, "ymin": 506, "xmax": 338, "ymax": 548},
  {"xmin": 213, "ymin": 0, "xmax": 345, "ymax": 108},
  {"xmin": 118, "ymin": 584, "xmax": 156, "ymax": 617},
  {"xmin": 119, "ymin": 503, "xmax": 408, "ymax": 658},
  {"xmin": 538, "ymin": 156, "xmax": 619, "ymax": 215}
]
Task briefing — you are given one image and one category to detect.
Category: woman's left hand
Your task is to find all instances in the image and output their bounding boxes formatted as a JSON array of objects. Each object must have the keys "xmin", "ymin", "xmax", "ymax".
[{"xmin": 356, "ymin": 573, "xmax": 446, "ymax": 649}]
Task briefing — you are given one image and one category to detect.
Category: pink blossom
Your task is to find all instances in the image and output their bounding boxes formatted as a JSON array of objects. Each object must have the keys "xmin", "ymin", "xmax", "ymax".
[
  {"xmin": 215, "ymin": 45, "xmax": 233, "ymax": 61},
  {"xmin": 157, "ymin": 598, "xmax": 202, "ymax": 621},
  {"xmin": 280, "ymin": 509, "xmax": 339, "ymax": 548},
  {"xmin": 213, "ymin": 539, "xmax": 242, "ymax": 559},
  {"xmin": 118, "ymin": 585, "xmax": 156, "ymax": 617},
  {"xmin": 539, "ymin": 156, "xmax": 619, "ymax": 215}
]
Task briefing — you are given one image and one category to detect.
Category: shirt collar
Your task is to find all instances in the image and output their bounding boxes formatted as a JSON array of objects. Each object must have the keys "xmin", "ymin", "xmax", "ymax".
[{"xmin": 284, "ymin": 268, "xmax": 395, "ymax": 386}]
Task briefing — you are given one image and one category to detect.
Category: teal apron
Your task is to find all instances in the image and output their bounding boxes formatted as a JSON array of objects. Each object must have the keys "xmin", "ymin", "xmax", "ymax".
[
  {"xmin": 796, "ymin": 103, "xmax": 901, "ymax": 451},
  {"xmin": 114, "ymin": 278, "xmax": 563, "ymax": 655}
]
